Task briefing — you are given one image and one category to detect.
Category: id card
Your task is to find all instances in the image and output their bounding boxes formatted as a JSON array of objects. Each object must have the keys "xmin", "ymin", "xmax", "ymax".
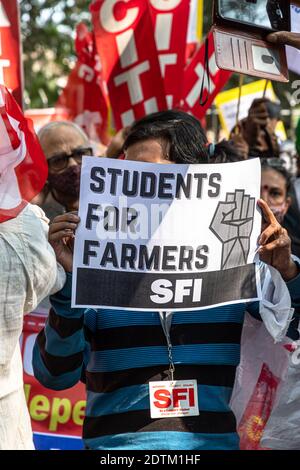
[{"xmin": 149, "ymin": 380, "xmax": 199, "ymax": 419}]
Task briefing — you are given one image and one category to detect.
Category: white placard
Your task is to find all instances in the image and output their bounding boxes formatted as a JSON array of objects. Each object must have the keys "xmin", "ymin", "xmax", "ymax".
[{"xmin": 72, "ymin": 157, "xmax": 262, "ymax": 312}]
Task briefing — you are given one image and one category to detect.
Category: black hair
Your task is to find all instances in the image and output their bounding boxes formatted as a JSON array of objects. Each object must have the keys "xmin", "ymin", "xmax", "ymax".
[
  {"xmin": 209, "ymin": 140, "xmax": 245, "ymax": 163},
  {"xmin": 123, "ymin": 110, "xmax": 209, "ymax": 164},
  {"xmin": 261, "ymin": 158, "xmax": 292, "ymax": 196}
]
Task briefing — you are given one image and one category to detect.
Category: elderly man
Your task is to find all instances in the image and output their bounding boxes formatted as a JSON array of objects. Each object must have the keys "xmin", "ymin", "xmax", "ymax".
[{"xmin": 36, "ymin": 121, "xmax": 94, "ymax": 219}]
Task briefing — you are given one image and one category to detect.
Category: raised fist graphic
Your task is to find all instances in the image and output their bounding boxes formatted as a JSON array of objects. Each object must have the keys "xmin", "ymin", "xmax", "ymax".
[{"xmin": 209, "ymin": 190, "xmax": 255, "ymax": 270}]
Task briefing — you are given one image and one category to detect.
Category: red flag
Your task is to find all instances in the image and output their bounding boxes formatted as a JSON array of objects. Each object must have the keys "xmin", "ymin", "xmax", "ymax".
[
  {"xmin": 91, "ymin": 0, "xmax": 167, "ymax": 130},
  {"xmin": 0, "ymin": 1, "xmax": 23, "ymax": 108},
  {"xmin": 148, "ymin": 0, "xmax": 190, "ymax": 109},
  {"xmin": 185, "ymin": 0, "xmax": 200, "ymax": 64},
  {"xmin": 0, "ymin": 86, "xmax": 47, "ymax": 223},
  {"xmin": 182, "ymin": 31, "xmax": 232, "ymax": 120},
  {"xmin": 57, "ymin": 23, "xmax": 109, "ymax": 145}
]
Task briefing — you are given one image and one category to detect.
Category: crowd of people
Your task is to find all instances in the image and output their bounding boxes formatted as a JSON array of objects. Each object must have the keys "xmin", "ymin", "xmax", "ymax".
[{"xmin": 1, "ymin": 30, "xmax": 300, "ymax": 451}]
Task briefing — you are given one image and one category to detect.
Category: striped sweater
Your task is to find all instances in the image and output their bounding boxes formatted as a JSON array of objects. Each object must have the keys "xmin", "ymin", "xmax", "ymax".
[{"xmin": 32, "ymin": 272, "xmax": 300, "ymax": 450}]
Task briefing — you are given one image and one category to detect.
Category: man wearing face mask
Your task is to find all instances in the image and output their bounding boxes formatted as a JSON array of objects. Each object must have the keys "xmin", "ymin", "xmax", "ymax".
[
  {"xmin": 230, "ymin": 98, "xmax": 281, "ymax": 160},
  {"xmin": 37, "ymin": 121, "xmax": 94, "ymax": 219}
]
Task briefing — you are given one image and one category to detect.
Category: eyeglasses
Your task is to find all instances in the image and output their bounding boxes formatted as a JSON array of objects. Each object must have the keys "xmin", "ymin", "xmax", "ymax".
[{"xmin": 47, "ymin": 147, "xmax": 93, "ymax": 172}]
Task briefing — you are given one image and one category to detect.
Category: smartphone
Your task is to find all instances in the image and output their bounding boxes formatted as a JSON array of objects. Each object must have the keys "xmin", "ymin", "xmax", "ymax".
[{"xmin": 216, "ymin": 0, "xmax": 291, "ymax": 33}]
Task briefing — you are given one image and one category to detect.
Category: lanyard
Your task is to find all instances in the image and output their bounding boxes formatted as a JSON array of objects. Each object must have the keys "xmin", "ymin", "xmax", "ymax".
[{"xmin": 159, "ymin": 311, "xmax": 175, "ymax": 381}]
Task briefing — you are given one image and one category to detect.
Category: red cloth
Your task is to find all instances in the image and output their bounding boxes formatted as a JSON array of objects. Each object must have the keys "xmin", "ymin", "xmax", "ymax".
[
  {"xmin": 0, "ymin": 86, "xmax": 48, "ymax": 223},
  {"xmin": 57, "ymin": 23, "xmax": 109, "ymax": 144}
]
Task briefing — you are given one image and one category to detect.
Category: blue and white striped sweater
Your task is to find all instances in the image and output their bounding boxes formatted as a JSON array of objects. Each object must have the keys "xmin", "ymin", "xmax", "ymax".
[{"xmin": 32, "ymin": 272, "xmax": 300, "ymax": 450}]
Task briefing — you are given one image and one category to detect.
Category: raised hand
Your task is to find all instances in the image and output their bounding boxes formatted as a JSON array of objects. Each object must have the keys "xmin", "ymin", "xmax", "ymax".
[
  {"xmin": 258, "ymin": 199, "xmax": 298, "ymax": 281},
  {"xmin": 210, "ymin": 190, "xmax": 255, "ymax": 270},
  {"xmin": 243, "ymin": 99, "xmax": 270, "ymax": 150}
]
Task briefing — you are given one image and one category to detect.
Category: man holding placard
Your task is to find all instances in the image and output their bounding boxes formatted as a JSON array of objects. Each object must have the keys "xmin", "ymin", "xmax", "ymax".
[{"xmin": 33, "ymin": 110, "xmax": 300, "ymax": 450}]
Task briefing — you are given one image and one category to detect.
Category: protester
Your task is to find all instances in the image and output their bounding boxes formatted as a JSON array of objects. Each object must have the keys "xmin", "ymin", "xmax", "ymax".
[
  {"xmin": 36, "ymin": 121, "xmax": 94, "ymax": 219},
  {"xmin": 0, "ymin": 85, "xmax": 67, "ymax": 450},
  {"xmin": 230, "ymin": 158, "xmax": 300, "ymax": 450},
  {"xmin": 32, "ymin": 110, "xmax": 300, "ymax": 450},
  {"xmin": 229, "ymin": 102, "xmax": 300, "ymax": 257},
  {"xmin": 261, "ymin": 158, "xmax": 292, "ymax": 225},
  {"xmin": 231, "ymin": 98, "xmax": 281, "ymax": 159},
  {"xmin": 0, "ymin": 204, "xmax": 66, "ymax": 450},
  {"xmin": 261, "ymin": 158, "xmax": 300, "ymax": 339}
]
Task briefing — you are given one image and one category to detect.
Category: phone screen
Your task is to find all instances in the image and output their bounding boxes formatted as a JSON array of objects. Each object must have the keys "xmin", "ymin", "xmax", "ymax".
[{"xmin": 218, "ymin": 0, "xmax": 290, "ymax": 31}]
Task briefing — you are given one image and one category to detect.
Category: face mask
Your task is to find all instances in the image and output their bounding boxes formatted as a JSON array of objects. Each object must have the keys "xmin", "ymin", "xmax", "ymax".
[
  {"xmin": 269, "ymin": 202, "xmax": 287, "ymax": 224},
  {"xmin": 47, "ymin": 165, "xmax": 81, "ymax": 201}
]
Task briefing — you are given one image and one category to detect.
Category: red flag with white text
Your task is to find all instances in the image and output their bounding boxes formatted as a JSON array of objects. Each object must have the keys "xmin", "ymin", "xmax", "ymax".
[
  {"xmin": 0, "ymin": 1, "xmax": 23, "ymax": 107},
  {"xmin": 185, "ymin": 0, "xmax": 202, "ymax": 63},
  {"xmin": 182, "ymin": 31, "xmax": 232, "ymax": 120},
  {"xmin": 0, "ymin": 86, "xmax": 47, "ymax": 223},
  {"xmin": 57, "ymin": 23, "xmax": 109, "ymax": 145},
  {"xmin": 148, "ymin": 0, "xmax": 190, "ymax": 109},
  {"xmin": 91, "ymin": 0, "xmax": 167, "ymax": 130}
]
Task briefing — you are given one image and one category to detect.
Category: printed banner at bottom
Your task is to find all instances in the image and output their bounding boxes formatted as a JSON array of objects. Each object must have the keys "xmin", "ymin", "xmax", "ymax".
[{"xmin": 74, "ymin": 264, "xmax": 259, "ymax": 311}]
